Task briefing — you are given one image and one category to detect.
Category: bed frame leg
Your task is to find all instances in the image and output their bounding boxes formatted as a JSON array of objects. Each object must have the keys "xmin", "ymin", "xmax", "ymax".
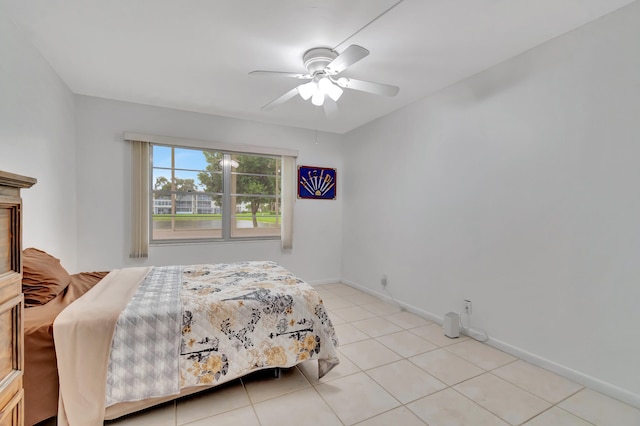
[{"xmin": 273, "ymin": 367, "xmax": 281, "ymax": 378}]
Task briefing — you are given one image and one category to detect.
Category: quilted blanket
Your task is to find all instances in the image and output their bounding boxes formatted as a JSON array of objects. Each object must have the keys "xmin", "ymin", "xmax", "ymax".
[
  {"xmin": 179, "ymin": 261, "xmax": 339, "ymax": 388},
  {"xmin": 55, "ymin": 262, "xmax": 339, "ymax": 425}
]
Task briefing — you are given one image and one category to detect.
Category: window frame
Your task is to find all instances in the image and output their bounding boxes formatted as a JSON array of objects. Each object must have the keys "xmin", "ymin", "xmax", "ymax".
[
  {"xmin": 149, "ymin": 143, "xmax": 283, "ymax": 245},
  {"xmin": 127, "ymin": 133, "xmax": 296, "ymax": 257}
]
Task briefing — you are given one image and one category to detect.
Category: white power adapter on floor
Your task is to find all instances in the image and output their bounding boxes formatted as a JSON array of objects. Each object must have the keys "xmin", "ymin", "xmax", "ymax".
[{"xmin": 443, "ymin": 312, "xmax": 460, "ymax": 338}]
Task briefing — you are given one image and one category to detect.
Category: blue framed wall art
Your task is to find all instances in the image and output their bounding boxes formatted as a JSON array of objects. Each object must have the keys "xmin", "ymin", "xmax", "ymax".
[{"xmin": 298, "ymin": 165, "xmax": 336, "ymax": 200}]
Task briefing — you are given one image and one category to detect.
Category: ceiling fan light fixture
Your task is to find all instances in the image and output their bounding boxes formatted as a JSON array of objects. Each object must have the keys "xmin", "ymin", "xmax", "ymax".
[
  {"xmin": 318, "ymin": 77, "xmax": 343, "ymax": 102},
  {"xmin": 328, "ymin": 83, "xmax": 344, "ymax": 102},
  {"xmin": 311, "ymin": 90, "xmax": 325, "ymax": 106},
  {"xmin": 297, "ymin": 81, "xmax": 316, "ymax": 100},
  {"xmin": 219, "ymin": 159, "xmax": 240, "ymax": 168},
  {"xmin": 318, "ymin": 77, "xmax": 332, "ymax": 91}
]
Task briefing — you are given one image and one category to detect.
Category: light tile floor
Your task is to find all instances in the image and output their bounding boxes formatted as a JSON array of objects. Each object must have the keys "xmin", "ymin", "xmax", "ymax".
[{"xmin": 39, "ymin": 283, "xmax": 640, "ymax": 426}]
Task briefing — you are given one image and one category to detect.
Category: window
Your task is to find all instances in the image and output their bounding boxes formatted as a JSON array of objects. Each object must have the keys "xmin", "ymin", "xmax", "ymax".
[
  {"xmin": 127, "ymin": 133, "xmax": 295, "ymax": 257},
  {"xmin": 151, "ymin": 145, "xmax": 283, "ymax": 242}
]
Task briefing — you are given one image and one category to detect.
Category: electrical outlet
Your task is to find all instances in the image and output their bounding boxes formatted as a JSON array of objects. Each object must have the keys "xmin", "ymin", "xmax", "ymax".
[
  {"xmin": 381, "ymin": 275, "xmax": 388, "ymax": 287},
  {"xmin": 464, "ymin": 299, "xmax": 472, "ymax": 314}
]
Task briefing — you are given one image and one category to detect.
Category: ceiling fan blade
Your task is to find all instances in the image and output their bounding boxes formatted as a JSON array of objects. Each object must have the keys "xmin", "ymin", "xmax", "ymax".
[
  {"xmin": 324, "ymin": 45, "xmax": 369, "ymax": 75},
  {"xmin": 261, "ymin": 87, "xmax": 300, "ymax": 111},
  {"xmin": 336, "ymin": 77, "xmax": 399, "ymax": 97},
  {"xmin": 322, "ymin": 98, "xmax": 338, "ymax": 118},
  {"xmin": 249, "ymin": 70, "xmax": 311, "ymax": 79}
]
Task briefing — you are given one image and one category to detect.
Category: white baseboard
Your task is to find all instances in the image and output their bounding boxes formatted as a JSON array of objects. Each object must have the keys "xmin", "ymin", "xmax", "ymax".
[
  {"xmin": 341, "ymin": 278, "xmax": 442, "ymax": 323},
  {"xmin": 339, "ymin": 279, "xmax": 640, "ymax": 409},
  {"xmin": 307, "ymin": 278, "xmax": 342, "ymax": 286},
  {"xmin": 487, "ymin": 337, "xmax": 640, "ymax": 409}
]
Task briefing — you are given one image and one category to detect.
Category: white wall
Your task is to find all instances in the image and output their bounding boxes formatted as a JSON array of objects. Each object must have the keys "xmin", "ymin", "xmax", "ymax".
[
  {"xmin": 5, "ymin": 0, "xmax": 639, "ymax": 406},
  {"xmin": 0, "ymin": 14, "xmax": 78, "ymax": 270},
  {"xmin": 342, "ymin": 2, "xmax": 640, "ymax": 407},
  {"xmin": 75, "ymin": 96, "xmax": 343, "ymax": 282}
]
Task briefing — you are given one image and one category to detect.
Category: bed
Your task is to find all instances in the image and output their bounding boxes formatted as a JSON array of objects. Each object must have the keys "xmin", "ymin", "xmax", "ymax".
[{"xmin": 22, "ymin": 248, "xmax": 339, "ymax": 426}]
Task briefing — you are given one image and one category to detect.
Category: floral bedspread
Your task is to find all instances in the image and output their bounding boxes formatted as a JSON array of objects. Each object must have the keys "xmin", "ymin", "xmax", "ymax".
[{"xmin": 179, "ymin": 261, "xmax": 340, "ymax": 388}]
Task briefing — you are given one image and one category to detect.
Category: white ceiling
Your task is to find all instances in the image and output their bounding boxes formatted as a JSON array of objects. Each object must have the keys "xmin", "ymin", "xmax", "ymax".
[{"xmin": 1, "ymin": 0, "xmax": 636, "ymax": 133}]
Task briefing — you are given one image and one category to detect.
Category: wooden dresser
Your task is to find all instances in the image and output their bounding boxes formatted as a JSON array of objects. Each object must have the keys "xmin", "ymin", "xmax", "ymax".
[{"xmin": 0, "ymin": 171, "xmax": 36, "ymax": 426}]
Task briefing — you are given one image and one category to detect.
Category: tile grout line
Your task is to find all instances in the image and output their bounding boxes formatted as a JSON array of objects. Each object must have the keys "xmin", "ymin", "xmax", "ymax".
[{"xmin": 307, "ymin": 376, "xmax": 348, "ymax": 425}]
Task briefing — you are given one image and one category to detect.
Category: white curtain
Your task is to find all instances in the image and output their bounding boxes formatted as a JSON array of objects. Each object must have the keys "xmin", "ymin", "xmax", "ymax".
[
  {"xmin": 281, "ymin": 155, "xmax": 295, "ymax": 250},
  {"xmin": 130, "ymin": 141, "xmax": 150, "ymax": 258}
]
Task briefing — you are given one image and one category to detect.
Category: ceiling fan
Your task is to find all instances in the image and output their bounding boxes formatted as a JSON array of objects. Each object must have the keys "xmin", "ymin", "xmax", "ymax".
[{"xmin": 249, "ymin": 45, "xmax": 399, "ymax": 114}]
